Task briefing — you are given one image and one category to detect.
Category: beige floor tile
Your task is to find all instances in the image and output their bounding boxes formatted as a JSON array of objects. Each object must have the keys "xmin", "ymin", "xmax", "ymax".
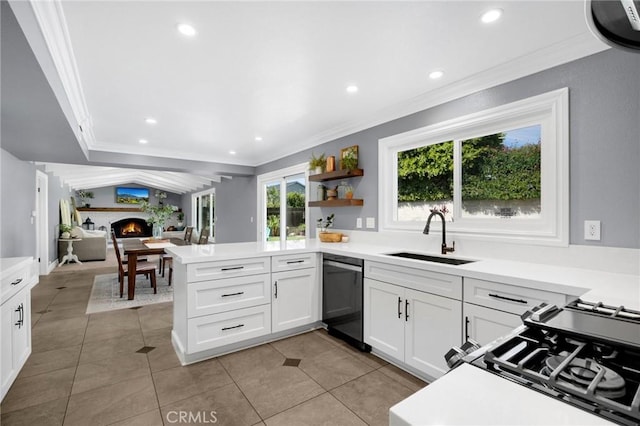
[
  {"xmin": 0, "ymin": 396, "xmax": 68, "ymax": 426},
  {"xmin": 109, "ymin": 409, "xmax": 164, "ymax": 426},
  {"xmin": 32, "ymin": 315, "xmax": 89, "ymax": 334},
  {"xmin": 330, "ymin": 370, "xmax": 416, "ymax": 426},
  {"xmin": 313, "ymin": 329, "xmax": 389, "ymax": 369},
  {"xmin": 141, "ymin": 326, "xmax": 172, "ymax": 347},
  {"xmin": 160, "ymin": 383, "xmax": 260, "ymax": 426},
  {"xmin": 137, "ymin": 303, "xmax": 173, "ymax": 333},
  {"xmin": 18, "ymin": 345, "xmax": 82, "ymax": 379},
  {"xmin": 0, "ymin": 366, "xmax": 75, "ymax": 413},
  {"xmin": 235, "ymin": 365, "xmax": 325, "ymax": 419},
  {"xmin": 299, "ymin": 346, "xmax": 375, "ymax": 390},
  {"xmin": 78, "ymin": 332, "xmax": 145, "ymax": 364},
  {"xmin": 146, "ymin": 341, "xmax": 182, "ymax": 373},
  {"xmin": 64, "ymin": 375, "xmax": 158, "ymax": 426},
  {"xmin": 264, "ymin": 392, "xmax": 367, "ymax": 426},
  {"xmin": 378, "ymin": 364, "xmax": 428, "ymax": 393},
  {"xmin": 83, "ymin": 310, "xmax": 143, "ymax": 343},
  {"xmin": 31, "ymin": 326, "xmax": 86, "ymax": 353},
  {"xmin": 37, "ymin": 305, "xmax": 89, "ymax": 322},
  {"xmin": 218, "ymin": 343, "xmax": 285, "ymax": 382},
  {"xmin": 270, "ymin": 331, "xmax": 335, "ymax": 359},
  {"xmin": 71, "ymin": 352, "xmax": 151, "ymax": 395},
  {"xmin": 152, "ymin": 358, "xmax": 234, "ymax": 407}
]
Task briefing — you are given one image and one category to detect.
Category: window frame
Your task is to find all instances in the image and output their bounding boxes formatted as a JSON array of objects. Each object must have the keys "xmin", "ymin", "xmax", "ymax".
[
  {"xmin": 256, "ymin": 162, "xmax": 310, "ymax": 243},
  {"xmin": 191, "ymin": 188, "xmax": 215, "ymax": 242},
  {"xmin": 379, "ymin": 88, "xmax": 569, "ymax": 246}
]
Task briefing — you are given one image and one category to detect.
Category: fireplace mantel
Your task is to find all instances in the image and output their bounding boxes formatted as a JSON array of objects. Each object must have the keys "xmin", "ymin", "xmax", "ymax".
[{"xmin": 77, "ymin": 207, "xmax": 142, "ymax": 212}]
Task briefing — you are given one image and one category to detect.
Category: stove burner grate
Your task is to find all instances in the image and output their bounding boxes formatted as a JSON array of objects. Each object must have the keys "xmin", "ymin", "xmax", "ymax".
[{"xmin": 541, "ymin": 355, "xmax": 626, "ymax": 399}]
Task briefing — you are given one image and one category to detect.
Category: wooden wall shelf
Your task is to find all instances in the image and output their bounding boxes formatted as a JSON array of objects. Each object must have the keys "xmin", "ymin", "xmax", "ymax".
[
  {"xmin": 308, "ymin": 168, "xmax": 363, "ymax": 182},
  {"xmin": 77, "ymin": 207, "xmax": 142, "ymax": 212},
  {"xmin": 308, "ymin": 199, "xmax": 363, "ymax": 207}
]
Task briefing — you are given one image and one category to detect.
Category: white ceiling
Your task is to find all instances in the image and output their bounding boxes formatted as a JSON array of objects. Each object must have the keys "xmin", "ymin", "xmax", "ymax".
[{"xmin": 8, "ymin": 1, "xmax": 608, "ymax": 191}]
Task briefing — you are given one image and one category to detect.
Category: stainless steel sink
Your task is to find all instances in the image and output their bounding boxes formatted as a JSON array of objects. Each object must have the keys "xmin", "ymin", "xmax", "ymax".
[{"xmin": 385, "ymin": 252, "xmax": 475, "ymax": 265}]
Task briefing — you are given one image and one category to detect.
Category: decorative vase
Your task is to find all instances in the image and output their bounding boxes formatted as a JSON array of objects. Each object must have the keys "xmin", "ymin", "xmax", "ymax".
[
  {"xmin": 152, "ymin": 224, "xmax": 164, "ymax": 239},
  {"xmin": 346, "ymin": 192, "xmax": 354, "ymax": 200},
  {"xmin": 61, "ymin": 231, "xmax": 70, "ymax": 239},
  {"xmin": 314, "ymin": 166, "xmax": 323, "ymax": 175}
]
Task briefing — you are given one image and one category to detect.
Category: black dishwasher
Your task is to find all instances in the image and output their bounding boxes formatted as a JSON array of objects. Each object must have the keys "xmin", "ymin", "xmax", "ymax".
[{"xmin": 322, "ymin": 253, "xmax": 371, "ymax": 352}]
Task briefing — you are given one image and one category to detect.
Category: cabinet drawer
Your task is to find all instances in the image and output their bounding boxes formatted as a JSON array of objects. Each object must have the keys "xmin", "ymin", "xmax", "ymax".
[
  {"xmin": 187, "ymin": 304, "xmax": 271, "ymax": 353},
  {"xmin": 464, "ymin": 278, "xmax": 567, "ymax": 315},
  {"xmin": 187, "ymin": 257, "xmax": 270, "ymax": 282},
  {"xmin": 187, "ymin": 274, "xmax": 271, "ymax": 318},
  {"xmin": 271, "ymin": 253, "xmax": 317, "ymax": 272},
  {"xmin": 365, "ymin": 261, "xmax": 462, "ymax": 300},
  {"xmin": 1, "ymin": 264, "xmax": 31, "ymax": 304}
]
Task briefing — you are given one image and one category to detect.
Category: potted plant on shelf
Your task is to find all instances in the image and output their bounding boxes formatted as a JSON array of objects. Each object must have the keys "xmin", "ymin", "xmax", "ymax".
[
  {"xmin": 317, "ymin": 213, "xmax": 342, "ymax": 242},
  {"xmin": 140, "ymin": 200, "xmax": 177, "ymax": 239},
  {"xmin": 76, "ymin": 190, "xmax": 94, "ymax": 208},
  {"xmin": 309, "ymin": 152, "xmax": 326, "ymax": 174},
  {"xmin": 344, "ymin": 184, "xmax": 354, "ymax": 199},
  {"xmin": 59, "ymin": 224, "xmax": 72, "ymax": 239},
  {"xmin": 176, "ymin": 212, "xmax": 185, "ymax": 230},
  {"xmin": 341, "ymin": 150, "xmax": 358, "ymax": 171}
]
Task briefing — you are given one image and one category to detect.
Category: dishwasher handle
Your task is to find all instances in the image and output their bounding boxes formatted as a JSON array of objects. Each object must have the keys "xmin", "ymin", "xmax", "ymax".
[{"xmin": 323, "ymin": 260, "xmax": 362, "ymax": 273}]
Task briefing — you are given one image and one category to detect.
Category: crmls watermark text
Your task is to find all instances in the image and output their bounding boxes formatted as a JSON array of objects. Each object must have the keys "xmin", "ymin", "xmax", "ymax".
[{"xmin": 166, "ymin": 411, "xmax": 218, "ymax": 424}]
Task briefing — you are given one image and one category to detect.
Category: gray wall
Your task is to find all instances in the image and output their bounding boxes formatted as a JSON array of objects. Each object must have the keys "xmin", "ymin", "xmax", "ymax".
[
  {"xmin": 257, "ymin": 48, "xmax": 640, "ymax": 249},
  {"xmin": 0, "ymin": 148, "xmax": 36, "ymax": 258},
  {"xmin": 80, "ymin": 184, "xmax": 183, "ymax": 210}
]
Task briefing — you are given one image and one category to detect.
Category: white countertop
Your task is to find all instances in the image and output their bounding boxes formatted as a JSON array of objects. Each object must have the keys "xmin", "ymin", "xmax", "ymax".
[
  {"xmin": 389, "ymin": 363, "xmax": 616, "ymax": 426},
  {"xmin": 166, "ymin": 239, "xmax": 640, "ymax": 309}
]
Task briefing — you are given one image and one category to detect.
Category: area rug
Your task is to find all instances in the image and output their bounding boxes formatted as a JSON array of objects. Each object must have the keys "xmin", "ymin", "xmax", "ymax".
[{"xmin": 86, "ymin": 273, "xmax": 173, "ymax": 314}]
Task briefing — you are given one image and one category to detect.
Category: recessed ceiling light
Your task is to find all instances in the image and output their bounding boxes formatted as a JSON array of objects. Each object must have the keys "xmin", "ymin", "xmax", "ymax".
[
  {"xmin": 177, "ymin": 23, "xmax": 197, "ymax": 37},
  {"xmin": 429, "ymin": 70, "xmax": 444, "ymax": 80},
  {"xmin": 346, "ymin": 85, "xmax": 359, "ymax": 94},
  {"xmin": 139, "ymin": 139, "xmax": 148, "ymax": 144},
  {"xmin": 481, "ymin": 9, "xmax": 503, "ymax": 24},
  {"xmin": 229, "ymin": 150, "xmax": 236, "ymax": 155},
  {"xmin": 255, "ymin": 136, "xmax": 263, "ymax": 142},
  {"xmin": 145, "ymin": 117, "xmax": 157, "ymax": 125}
]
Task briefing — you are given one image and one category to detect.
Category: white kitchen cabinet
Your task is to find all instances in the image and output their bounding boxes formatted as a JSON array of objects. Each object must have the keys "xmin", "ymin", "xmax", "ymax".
[
  {"xmin": 364, "ymin": 277, "xmax": 461, "ymax": 379},
  {"xmin": 272, "ymin": 267, "xmax": 319, "ymax": 333},
  {"xmin": 463, "ymin": 302, "xmax": 521, "ymax": 346},
  {"xmin": 1, "ymin": 257, "xmax": 35, "ymax": 402}
]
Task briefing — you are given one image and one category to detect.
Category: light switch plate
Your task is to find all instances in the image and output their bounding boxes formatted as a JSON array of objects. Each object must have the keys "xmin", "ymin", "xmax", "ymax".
[
  {"xmin": 366, "ymin": 217, "xmax": 375, "ymax": 229},
  {"xmin": 356, "ymin": 218, "xmax": 362, "ymax": 228},
  {"xmin": 584, "ymin": 220, "xmax": 601, "ymax": 241}
]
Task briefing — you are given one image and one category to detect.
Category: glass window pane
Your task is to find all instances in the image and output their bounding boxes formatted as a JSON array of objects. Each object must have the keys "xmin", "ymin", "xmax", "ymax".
[
  {"xmin": 200, "ymin": 194, "xmax": 211, "ymax": 236},
  {"xmin": 397, "ymin": 141, "xmax": 454, "ymax": 221},
  {"xmin": 461, "ymin": 125, "xmax": 541, "ymax": 219},
  {"xmin": 209, "ymin": 193, "xmax": 215, "ymax": 239},
  {"xmin": 285, "ymin": 174, "xmax": 306, "ymax": 241},
  {"xmin": 265, "ymin": 182, "xmax": 280, "ymax": 241}
]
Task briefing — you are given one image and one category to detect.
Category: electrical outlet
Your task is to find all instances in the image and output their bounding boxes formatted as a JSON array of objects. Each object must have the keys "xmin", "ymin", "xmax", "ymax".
[
  {"xmin": 584, "ymin": 220, "xmax": 601, "ymax": 241},
  {"xmin": 366, "ymin": 217, "xmax": 375, "ymax": 229},
  {"xmin": 356, "ymin": 218, "xmax": 362, "ymax": 228}
]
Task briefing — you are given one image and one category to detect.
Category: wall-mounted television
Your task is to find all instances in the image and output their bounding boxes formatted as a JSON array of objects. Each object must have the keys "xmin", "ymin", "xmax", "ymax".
[{"xmin": 115, "ymin": 187, "xmax": 149, "ymax": 204}]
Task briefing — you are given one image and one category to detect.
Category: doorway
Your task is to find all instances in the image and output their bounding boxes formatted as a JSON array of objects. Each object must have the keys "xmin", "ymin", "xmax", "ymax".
[{"xmin": 35, "ymin": 170, "xmax": 49, "ymax": 275}]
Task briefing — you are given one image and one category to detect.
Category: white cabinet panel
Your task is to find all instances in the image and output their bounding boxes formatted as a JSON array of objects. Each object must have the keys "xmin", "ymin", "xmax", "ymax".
[
  {"xmin": 1, "ymin": 287, "xmax": 31, "ymax": 401},
  {"xmin": 405, "ymin": 288, "xmax": 462, "ymax": 378},
  {"xmin": 187, "ymin": 257, "xmax": 270, "ymax": 282},
  {"xmin": 271, "ymin": 253, "xmax": 317, "ymax": 273},
  {"xmin": 187, "ymin": 274, "xmax": 271, "ymax": 318},
  {"xmin": 187, "ymin": 304, "xmax": 271, "ymax": 352},
  {"xmin": 272, "ymin": 268, "xmax": 318, "ymax": 333},
  {"xmin": 463, "ymin": 302, "xmax": 521, "ymax": 346},
  {"xmin": 364, "ymin": 278, "xmax": 405, "ymax": 360}
]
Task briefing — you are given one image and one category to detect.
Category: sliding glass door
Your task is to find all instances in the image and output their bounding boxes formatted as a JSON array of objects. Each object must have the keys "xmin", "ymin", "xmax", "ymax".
[{"xmin": 192, "ymin": 189, "xmax": 215, "ymax": 242}]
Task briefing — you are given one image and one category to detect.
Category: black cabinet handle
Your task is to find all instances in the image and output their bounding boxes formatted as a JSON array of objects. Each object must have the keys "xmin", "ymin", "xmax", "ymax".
[
  {"xmin": 14, "ymin": 304, "xmax": 23, "ymax": 328},
  {"xmin": 488, "ymin": 293, "xmax": 528, "ymax": 304},
  {"xmin": 11, "ymin": 278, "xmax": 23, "ymax": 286},
  {"xmin": 221, "ymin": 266, "xmax": 244, "ymax": 271},
  {"xmin": 221, "ymin": 292, "xmax": 244, "ymax": 298},
  {"xmin": 465, "ymin": 316, "xmax": 470, "ymax": 341},
  {"xmin": 405, "ymin": 300, "xmax": 410, "ymax": 321},
  {"xmin": 397, "ymin": 297, "xmax": 402, "ymax": 319},
  {"xmin": 286, "ymin": 260, "xmax": 304, "ymax": 264},
  {"xmin": 274, "ymin": 281, "xmax": 278, "ymax": 299},
  {"xmin": 221, "ymin": 324, "xmax": 244, "ymax": 331}
]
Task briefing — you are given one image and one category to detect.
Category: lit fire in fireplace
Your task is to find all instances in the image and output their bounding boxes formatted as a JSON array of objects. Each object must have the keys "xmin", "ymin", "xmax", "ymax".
[{"xmin": 122, "ymin": 222, "xmax": 142, "ymax": 235}]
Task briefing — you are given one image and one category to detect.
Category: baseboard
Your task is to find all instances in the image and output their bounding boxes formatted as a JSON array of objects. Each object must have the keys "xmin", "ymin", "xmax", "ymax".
[{"xmin": 47, "ymin": 259, "xmax": 58, "ymax": 274}]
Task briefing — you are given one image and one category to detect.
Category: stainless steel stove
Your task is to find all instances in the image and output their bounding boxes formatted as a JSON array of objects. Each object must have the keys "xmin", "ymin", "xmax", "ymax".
[{"xmin": 465, "ymin": 300, "xmax": 640, "ymax": 425}]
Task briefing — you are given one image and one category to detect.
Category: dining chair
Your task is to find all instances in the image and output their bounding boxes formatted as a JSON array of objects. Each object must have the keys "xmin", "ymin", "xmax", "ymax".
[
  {"xmin": 198, "ymin": 227, "xmax": 210, "ymax": 245},
  {"xmin": 111, "ymin": 230, "xmax": 158, "ymax": 297},
  {"xmin": 161, "ymin": 226, "xmax": 194, "ymax": 285}
]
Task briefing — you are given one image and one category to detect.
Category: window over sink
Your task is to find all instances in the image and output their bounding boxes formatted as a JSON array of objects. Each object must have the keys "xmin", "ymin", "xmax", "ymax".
[{"xmin": 379, "ymin": 88, "xmax": 568, "ymax": 246}]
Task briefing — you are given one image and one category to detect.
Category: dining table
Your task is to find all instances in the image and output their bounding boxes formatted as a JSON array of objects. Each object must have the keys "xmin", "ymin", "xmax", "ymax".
[{"xmin": 122, "ymin": 237, "xmax": 189, "ymax": 300}]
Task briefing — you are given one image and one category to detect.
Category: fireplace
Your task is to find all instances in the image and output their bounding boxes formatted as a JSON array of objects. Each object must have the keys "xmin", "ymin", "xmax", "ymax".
[{"xmin": 111, "ymin": 218, "xmax": 152, "ymax": 238}]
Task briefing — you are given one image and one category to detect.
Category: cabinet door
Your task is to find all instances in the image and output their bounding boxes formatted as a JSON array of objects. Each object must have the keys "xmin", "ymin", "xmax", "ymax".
[
  {"xmin": 363, "ymin": 278, "xmax": 404, "ymax": 360},
  {"xmin": 405, "ymin": 289, "xmax": 462, "ymax": 379},
  {"xmin": 11, "ymin": 290, "xmax": 31, "ymax": 374},
  {"xmin": 272, "ymin": 268, "xmax": 318, "ymax": 333},
  {"xmin": 463, "ymin": 303, "xmax": 521, "ymax": 346},
  {"xmin": 1, "ymin": 299, "xmax": 15, "ymax": 400}
]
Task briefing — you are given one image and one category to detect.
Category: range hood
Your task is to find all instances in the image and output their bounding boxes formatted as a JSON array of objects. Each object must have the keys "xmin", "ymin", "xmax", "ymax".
[{"xmin": 586, "ymin": 0, "xmax": 640, "ymax": 52}]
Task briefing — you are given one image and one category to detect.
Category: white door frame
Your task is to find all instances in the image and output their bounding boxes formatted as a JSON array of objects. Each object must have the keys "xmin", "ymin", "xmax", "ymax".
[{"xmin": 35, "ymin": 170, "xmax": 49, "ymax": 275}]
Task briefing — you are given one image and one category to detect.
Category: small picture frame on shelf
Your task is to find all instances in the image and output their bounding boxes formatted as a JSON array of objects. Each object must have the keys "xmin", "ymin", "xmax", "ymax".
[{"xmin": 340, "ymin": 145, "xmax": 359, "ymax": 170}]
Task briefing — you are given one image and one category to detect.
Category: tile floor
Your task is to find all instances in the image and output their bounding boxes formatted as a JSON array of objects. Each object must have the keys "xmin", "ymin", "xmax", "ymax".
[{"xmin": 0, "ymin": 259, "xmax": 427, "ymax": 426}]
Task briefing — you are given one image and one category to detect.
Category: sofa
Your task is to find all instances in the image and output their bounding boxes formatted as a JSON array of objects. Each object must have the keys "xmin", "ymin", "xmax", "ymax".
[{"xmin": 58, "ymin": 226, "xmax": 107, "ymax": 262}]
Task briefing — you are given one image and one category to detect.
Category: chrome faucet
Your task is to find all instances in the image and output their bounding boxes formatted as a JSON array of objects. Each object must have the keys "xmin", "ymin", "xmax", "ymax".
[{"xmin": 423, "ymin": 210, "xmax": 455, "ymax": 255}]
